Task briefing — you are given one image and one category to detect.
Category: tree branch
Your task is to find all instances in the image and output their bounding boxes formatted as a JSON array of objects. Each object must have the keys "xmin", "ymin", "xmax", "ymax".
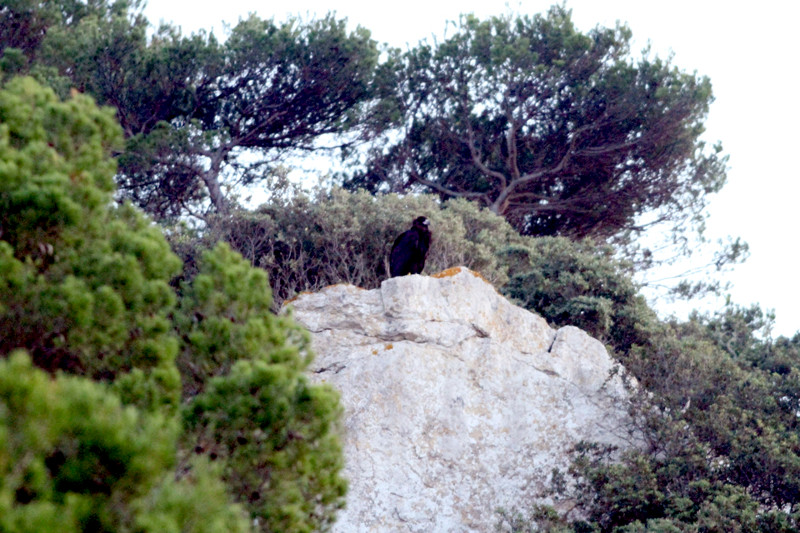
[
  {"xmin": 490, "ymin": 121, "xmax": 597, "ymax": 214},
  {"xmin": 407, "ymin": 170, "xmax": 490, "ymax": 204},
  {"xmin": 464, "ymin": 121, "xmax": 508, "ymax": 191}
]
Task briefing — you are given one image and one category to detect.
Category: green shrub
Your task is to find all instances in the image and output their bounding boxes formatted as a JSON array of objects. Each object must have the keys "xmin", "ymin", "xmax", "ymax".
[
  {"xmin": 0, "ymin": 76, "xmax": 181, "ymax": 412},
  {"xmin": 0, "ymin": 77, "xmax": 347, "ymax": 532},
  {"xmin": 185, "ymin": 358, "xmax": 346, "ymax": 532},
  {"xmin": 500, "ymin": 236, "xmax": 659, "ymax": 356},
  {"xmin": 176, "ymin": 244, "xmax": 347, "ymax": 532},
  {"xmin": 0, "ymin": 352, "xmax": 250, "ymax": 533},
  {"xmin": 174, "ymin": 243, "xmax": 311, "ymax": 395}
]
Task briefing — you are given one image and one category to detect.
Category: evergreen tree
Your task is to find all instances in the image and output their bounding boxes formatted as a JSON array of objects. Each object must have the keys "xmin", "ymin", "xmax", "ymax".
[
  {"xmin": 0, "ymin": 352, "xmax": 252, "ymax": 532},
  {"xmin": 353, "ymin": 6, "xmax": 725, "ymax": 244},
  {"xmin": 0, "ymin": 75, "xmax": 181, "ymax": 411},
  {"xmin": 0, "ymin": 77, "xmax": 347, "ymax": 531}
]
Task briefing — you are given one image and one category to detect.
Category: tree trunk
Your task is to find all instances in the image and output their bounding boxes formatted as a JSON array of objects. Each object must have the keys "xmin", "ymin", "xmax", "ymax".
[{"xmin": 203, "ymin": 152, "xmax": 228, "ymax": 215}]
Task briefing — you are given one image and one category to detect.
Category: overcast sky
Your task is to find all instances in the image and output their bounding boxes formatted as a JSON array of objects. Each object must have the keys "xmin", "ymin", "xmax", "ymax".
[{"xmin": 144, "ymin": 0, "xmax": 800, "ymax": 336}]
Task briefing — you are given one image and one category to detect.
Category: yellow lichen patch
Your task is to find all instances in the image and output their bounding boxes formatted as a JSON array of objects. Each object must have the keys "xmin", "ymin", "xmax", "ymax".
[
  {"xmin": 372, "ymin": 349, "xmax": 378, "ymax": 355},
  {"xmin": 432, "ymin": 267, "xmax": 464, "ymax": 278},
  {"xmin": 432, "ymin": 266, "xmax": 489, "ymax": 283},
  {"xmin": 384, "ymin": 343, "xmax": 393, "ymax": 350}
]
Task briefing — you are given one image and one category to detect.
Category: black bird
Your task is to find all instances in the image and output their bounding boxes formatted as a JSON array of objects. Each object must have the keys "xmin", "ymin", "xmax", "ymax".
[{"xmin": 390, "ymin": 216, "xmax": 431, "ymax": 277}]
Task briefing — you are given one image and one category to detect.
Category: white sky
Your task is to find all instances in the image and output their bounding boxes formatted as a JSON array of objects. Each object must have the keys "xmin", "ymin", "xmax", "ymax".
[{"xmin": 144, "ymin": 0, "xmax": 800, "ymax": 336}]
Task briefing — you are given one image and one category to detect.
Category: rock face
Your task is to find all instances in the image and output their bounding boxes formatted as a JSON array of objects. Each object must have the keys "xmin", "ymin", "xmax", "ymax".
[{"xmin": 287, "ymin": 267, "xmax": 632, "ymax": 532}]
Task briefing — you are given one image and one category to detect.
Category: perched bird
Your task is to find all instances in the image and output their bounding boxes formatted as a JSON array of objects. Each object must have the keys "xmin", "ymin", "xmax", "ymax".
[{"xmin": 390, "ymin": 216, "xmax": 431, "ymax": 277}]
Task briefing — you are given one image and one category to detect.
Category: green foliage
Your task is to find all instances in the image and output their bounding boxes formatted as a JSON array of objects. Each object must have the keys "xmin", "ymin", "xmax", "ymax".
[
  {"xmin": 501, "ymin": 237, "xmax": 658, "ymax": 354},
  {"xmin": 175, "ymin": 242, "xmax": 313, "ymax": 392},
  {"xmin": 132, "ymin": 458, "xmax": 253, "ymax": 533},
  {"xmin": 38, "ymin": 2, "xmax": 201, "ymax": 134},
  {"xmin": 3, "ymin": 0, "xmax": 382, "ymax": 220},
  {"xmin": 352, "ymin": 6, "xmax": 725, "ymax": 244},
  {"xmin": 0, "ymin": 352, "xmax": 250, "ymax": 533},
  {"xmin": 0, "ymin": 0, "xmax": 122, "ymax": 74},
  {"xmin": 0, "ymin": 77, "xmax": 347, "ymax": 531},
  {"xmin": 177, "ymin": 243, "xmax": 346, "ymax": 531},
  {"xmin": 185, "ymin": 359, "xmax": 346, "ymax": 532},
  {"xmin": 0, "ymin": 76, "xmax": 181, "ymax": 411},
  {"xmin": 559, "ymin": 440, "xmax": 779, "ymax": 532},
  {"xmin": 144, "ymin": 12, "xmax": 380, "ymax": 218},
  {"xmin": 21, "ymin": 0, "xmax": 223, "ymax": 215}
]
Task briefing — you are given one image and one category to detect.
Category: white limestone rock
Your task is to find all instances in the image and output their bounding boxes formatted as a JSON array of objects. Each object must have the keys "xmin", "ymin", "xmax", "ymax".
[{"xmin": 286, "ymin": 267, "xmax": 632, "ymax": 533}]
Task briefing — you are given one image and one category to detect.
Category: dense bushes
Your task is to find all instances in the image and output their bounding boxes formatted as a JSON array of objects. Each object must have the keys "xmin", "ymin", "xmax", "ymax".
[
  {"xmin": 0, "ymin": 78, "xmax": 346, "ymax": 532},
  {"xmin": 0, "ymin": 76, "xmax": 181, "ymax": 411},
  {"xmin": 177, "ymin": 188, "xmax": 525, "ymax": 308},
  {"xmin": 501, "ymin": 237, "xmax": 658, "ymax": 356},
  {"xmin": 0, "ymin": 353, "xmax": 251, "ymax": 533}
]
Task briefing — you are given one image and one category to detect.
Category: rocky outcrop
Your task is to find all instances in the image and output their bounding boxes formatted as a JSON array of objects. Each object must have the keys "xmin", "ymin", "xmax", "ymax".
[{"xmin": 287, "ymin": 267, "xmax": 632, "ymax": 532}]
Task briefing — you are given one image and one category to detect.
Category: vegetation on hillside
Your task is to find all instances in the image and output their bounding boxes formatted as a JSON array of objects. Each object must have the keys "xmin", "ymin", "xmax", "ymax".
[
  {"xmin": 1, "ymin": 2, "xmax": 797, "ymax": 531},
  {"xmin": 0, "ymin": 77, "xmax": 345, "ymax": 532}
]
